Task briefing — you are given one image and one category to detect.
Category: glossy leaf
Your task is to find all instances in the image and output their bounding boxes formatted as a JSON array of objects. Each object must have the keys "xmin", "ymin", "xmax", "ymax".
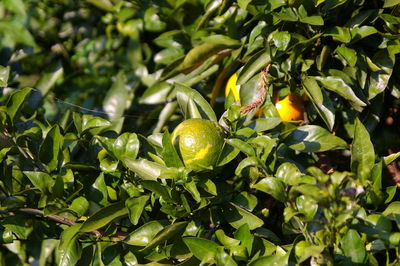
[
  {"xmin": 175, "ymin": 83, "xmax": 217, "ymax": 121},
  {"xmin": 24, "ymin": 171, "xmax": 54, "ymax": 195},
  {"xmin": 56, "ymin": 224, "xmax": 82, "ymax": 266},
  {"xmin": 351, "ymin": 118, "xmax": 375, "ymax": 184},
  {"xmin": 141, "ymin": 221, "xmax": 188, "ymax": 252},
  {"xmin": 315, "ymin": 76, "xmax": 366, "ymax": 108},
  {"xmin": 124, "ymin": 221, "xmax": 166, "ymax": 246},
  {"xmin": 252, "ymin": 177, "xmax": 286, "ymax": 202},
  {"xmin": 183, "ymin": 237, "xmax": 220, "ymax": 263},
  {"xmin": 284, "ymin": 125, "xmax": 348, "ymax": 152},
  {"xmin": 6, "ymin": 87, "xmax": 32, "ymax": 121},
  {"xmin": 125, "ymin": 196, "xmax": 149, "ymax": 225},
  {"xmin": 161, "ymin": 130, "xmax": 183, "ymax": 168},
  {"xmin": 39, "ymin": 125, "xmax": 64, "ymax": 172},
  {"xmin": 80, "ymin": 201, "xmax": 128, "ymax": 232},
  {"xmin": 220, "ymin": 202, "xmax": 264, "ymax": 230},
  {"xmin": 123, "ymin": 157, "xmax": 179, "ymax": 180}
]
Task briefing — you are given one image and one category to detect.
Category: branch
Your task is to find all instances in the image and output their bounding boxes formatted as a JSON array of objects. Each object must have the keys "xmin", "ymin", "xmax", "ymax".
[{"xmin": 15, "ymin": 208, "xmax": 102, "ymax": 238}]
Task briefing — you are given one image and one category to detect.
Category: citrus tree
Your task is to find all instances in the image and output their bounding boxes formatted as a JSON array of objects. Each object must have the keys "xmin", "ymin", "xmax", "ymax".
[{"xmin": 1, "ymin": 0, "xmax": 400, "ymax": 265}]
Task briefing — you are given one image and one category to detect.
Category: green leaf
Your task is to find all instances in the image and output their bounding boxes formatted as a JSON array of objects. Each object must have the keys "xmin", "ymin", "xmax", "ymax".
[
  {"xmin": 24, "ymin": 171, "xmax": 54, "ymax": 195},
  {"xmin": 39, "ymin": 125, "xmax": 64, "ymax": 172},
  {"xmin": 302, "ymin": 77, "xmax": 335, "ymax": 131},
  {"xmin": 383, "ymin": 151, "xmax": 400, "ymax": 165},
  {"xmin": 237, "ymin": 46, "xmax": 273, "ymax": 86},
  {"xmin": 233, "ymin": 191, "xmax": 258, "ymax": 212},
  {"xmin": 294, "ymin": 241, "xmax": 325, "ymax": 263},
  {"xmin": 57, "ymin": 224, "xmax": 82, "ymax": 266},
  {"xmin": 0, "ymin": 20, "xmax": 36, "ymax": 47},
  {"xmin": 351, "ymin": 118, "xmax": 375, "ymax": 184},
  {"xmin": 139, "ymin": 81, "xmax": 173, "ymax": 105},
  {"xmin": 123, "ymin": 157, "xmax": 179, "ymax": 180},
  {"xmin": 183, "ymin": 237, "xmax": 220, "ymax": 262},
  {"xmin": 216, "ymin": 248, "xmax": 238, "ymax": 266},
  {"xmin": 172, "ymin": 41, "xmax": 238, "ymax": 74},
  {"xmin": 98, "ymin": 133, "xmax": 139, "ymax": 165},
  {"xmin": 226, "ymin": 138, "xmax": 255, "ymax": 157},
  {"xmin": 324, "ymin": 26, "xmax": 351, "ymax": 43},
  {"xmin": 384, "ymin": 0, "xmax": 400, "ymax": 7},
  {"xmin": 350, "ymin": 26, "xmax": 378, "ymax": 43},
  {"xmin": 275, "ymin": 162, "xmax": 303, "ymax": 186},
  {"xmin": 126, "ymin": 196, "xmax": 149, "ymax": 225},
  {"xmin": 215, "ymin": 230, "xmax": 241, "ymax": 248},
  {"xmin": 80, "ymin": 201, "xmax": 128, "ymax": 232},
  {"xmin": 238, "ymin": 0, "xmax": 252, "ymax": 10},
  {"xmin": 244, "ymin": 118, "xmax": 282, "ymax": 132},
  {"xmin": 141, "ymin": 221, "xmax": 188, "ymax": 252},
  {"xmin": 235, "ymin": 223, "xmax": 254, "ymax": 255},
  {"xmin": 102, "ymin": 72, "xmax": 129, "ymax": 133},
  {"xmin": 154, "ymin": 47, "xmax": 184, "ymax": 65},
  {"xmin": 6, "ymin": 87, "xmax": 32, "ymax": 121},
  {"xmin": 124, "ymin": 221, "xmax": 166, "ymax": 246},
  {"xmin": 368, "ymin": 49, "xmax": 395, "ymax": 100},
  {"xmin": 336, "ymin": 45, "xmax": 357, "ymax": 67},
  {"xmin": 144, "ymin": 7, "xmax": 166, "ymax": 32},
  {"xmin": 0, "ymin": 66, "xmax": 10, "ymax": 87},
  {"xmin": 341, "ymin": 229, "xmax": 367, "ymax": 264},
  {"xmin": 248, "ymin": 255, "xmax": 288, "ymax": 266},
  {"xmin": 216, "ymin": 141, "xmax": 240, "ymax": 167},
  {"xmin": 102, "ymin": 244, "xmax": 123, "ymax": 266},
  {"xmin": 284, "ymin": 125, "xmax": 348, "ymax": 152},
  {"xmin": 69, "ymin": 196, "xmax": 89, "ymax": 217},
  {"xmin": 220, "ymin": 202, "xmax": 264, "ymax": 230},
  {"xmin": 175, "ymin": 83, "xmax": 217, "ymax": 121},
  {"xmin": 141, "ymin": 180, "xmax": 173, "ymax": 203},
  {"xmin": 300, "ymin": 16, "xmax": 324, "ymax": 26},
  {"xmin": 314, "ymin": 76, "xmax": 366, "ymax": 109},
  {"xmin": 162, "ymin": 130, "xmax": 184, "ymax": 168},
  {"xmin": 296, "ymin": 195, "xmax": 318, "ymax": 221},
  {"xmin": 81, "ymin": 114, "xmax": 111, "ymax": 134},
  {"xmin": 86, "ymin": 0, "xmax": 116, "ymax": 12},
  {"xmin": 252, "ymin": 177, "xmax": 286, "ymax": 202},
  {"xmin": 270, "ymin": 31, "xmax": 291, "ymax": 51},
  {"xmin": 382, "ymin": 202, "xmax": 400, "ymax": 226},
  {"xmin": 32, "ymin": 61, "xmax": 63, "ymax": 108},
  {"xmin": 88, "ymin": 172, "xmax": 108, "ymax": 206}
]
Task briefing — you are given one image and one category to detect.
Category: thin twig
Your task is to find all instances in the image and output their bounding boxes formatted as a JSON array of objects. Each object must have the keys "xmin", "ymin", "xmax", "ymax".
[{"xmin": 15, "ymin": 208, "xmax": 102, "ymax": 238}]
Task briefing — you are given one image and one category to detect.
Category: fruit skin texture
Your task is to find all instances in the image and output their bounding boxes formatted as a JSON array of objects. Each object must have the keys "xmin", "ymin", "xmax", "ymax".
[
  {"xmin": 171, "ymin": 118, "xmax": 225, "ymax": 172},
  {"xmin": 275, "ymin": 93, "xmax": 304, "ymax": 121},
  {"xmin": 225, "ymin": 73, "xmax": 240, "ymax": 101}
]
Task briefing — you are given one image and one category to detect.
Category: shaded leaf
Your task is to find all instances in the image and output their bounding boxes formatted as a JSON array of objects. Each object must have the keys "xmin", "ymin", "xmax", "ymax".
[
  {"xmin": 175, "ymin": 83, "xmax": 217, "ymax": 121},
  {"xmin": 80, "ymin": 201, "xmax": 128, "ymax": 232},
  {"xmin": 220, "ymin": 202, "xmax": 264, "ymax": 230},
  {"xmin": 351, "ymin": 118, "xmax": 375, "ymax": 184},
  {"xmin": 284, "ymin": 125, "xmax": 348, "ymax": 152},
  {"xmin": 57, "ymin": 224, "xmax": 82, "ymax": 266},
  {"xmin": 183, "ymin": 237, "xmax": 220, "ymax": 263}
]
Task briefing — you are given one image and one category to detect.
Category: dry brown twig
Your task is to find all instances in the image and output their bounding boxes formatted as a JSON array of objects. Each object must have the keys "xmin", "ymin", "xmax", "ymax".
[{"xmin": 241, "ymin": 64, "xmax": 271, "ymax": 114}]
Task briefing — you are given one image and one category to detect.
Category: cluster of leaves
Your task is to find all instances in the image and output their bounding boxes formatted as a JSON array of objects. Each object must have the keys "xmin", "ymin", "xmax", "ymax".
[{"xmin": 1, "ymin": 0, "xmax": 400, "ymax": 265}]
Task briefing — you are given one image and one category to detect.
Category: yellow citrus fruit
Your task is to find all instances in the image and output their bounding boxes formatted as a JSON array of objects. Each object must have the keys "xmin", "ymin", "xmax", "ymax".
[
  {"xmin": 275, "ymin": 93, "xmax": 304, "ymax": 121},
  {"xmin": 171, "ymin": 118, "xmax": 225, "ymax": 172},
  {"xmin": 225, "ymin": 73, "xmax": 240, "ymax": 101}
]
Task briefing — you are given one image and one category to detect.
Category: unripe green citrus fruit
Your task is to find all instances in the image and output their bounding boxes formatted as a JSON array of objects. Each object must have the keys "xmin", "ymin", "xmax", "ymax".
[{"xmin": 171, "ymin": 118, "xmax": 225, "ymax": 172}]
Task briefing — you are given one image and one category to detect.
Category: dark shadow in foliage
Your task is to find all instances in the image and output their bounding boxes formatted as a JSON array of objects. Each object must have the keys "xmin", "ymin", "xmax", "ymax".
[{"xmin": 284, "ymin": 129, "xmax": 321, "ymax": 152}]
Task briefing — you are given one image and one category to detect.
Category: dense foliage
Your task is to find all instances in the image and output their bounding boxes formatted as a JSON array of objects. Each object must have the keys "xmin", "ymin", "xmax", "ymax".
[{"xmin": 1, "ymin": 0, "xmax": 400, "ymax": 265}]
